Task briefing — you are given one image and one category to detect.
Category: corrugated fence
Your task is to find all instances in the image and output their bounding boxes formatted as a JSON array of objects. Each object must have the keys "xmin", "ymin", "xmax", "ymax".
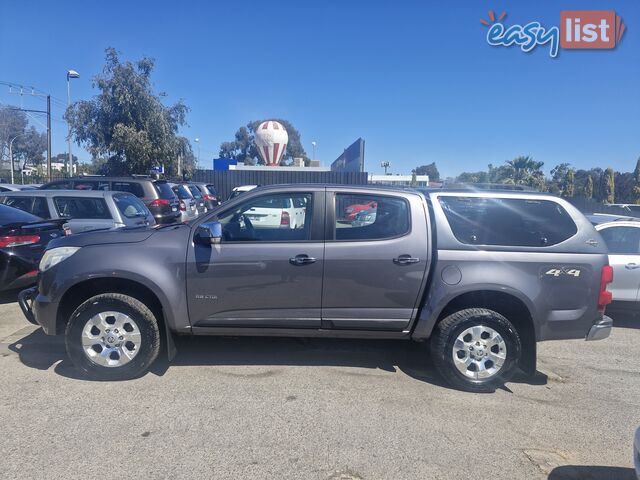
[{"xmin": 192, "ymin": 170, "xmax": 368, "ymax": 200}]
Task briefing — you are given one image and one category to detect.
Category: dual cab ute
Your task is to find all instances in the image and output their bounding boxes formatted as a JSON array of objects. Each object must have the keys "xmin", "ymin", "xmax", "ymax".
[{"xmin": 19, "ymin": 185, "xmax": 613, "ymax": 392}]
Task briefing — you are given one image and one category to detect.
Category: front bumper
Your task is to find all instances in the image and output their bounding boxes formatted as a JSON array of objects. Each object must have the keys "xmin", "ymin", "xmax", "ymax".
[
  {"xmin": 585, "ymin": 315, "xmax": 613, "ymax": 341},
  {"xmin": 18, "ymin": 286, "xmax": 59, "ymax": 335}
]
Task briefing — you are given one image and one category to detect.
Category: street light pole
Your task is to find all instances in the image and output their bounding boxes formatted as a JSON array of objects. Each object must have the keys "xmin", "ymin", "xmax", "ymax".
[
  {"xmin": 66, "ymin": 69, "xmax": 80, "ymax": 177},
  {"xmin": 194, "ymin": 138, "xmax": 200, "ymax": 169},
  {"xmin": 311, "ymin": 141, "xmax": 317, "ymax": 160},
  {"xmin": 8, "ymin": 133, "xmax": 27, "ymax": 185}
]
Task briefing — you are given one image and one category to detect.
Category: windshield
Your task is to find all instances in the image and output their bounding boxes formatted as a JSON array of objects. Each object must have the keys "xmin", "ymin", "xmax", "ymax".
[
  {"xmin": 172, "ymin": 184, "xmax": 192, "ymax": 200},
  {"xmin": 187, "ymin": 185, "xmax": 203, "ymax": 199},
  {"xmin": 154, "ymin": 181, "xmax": 177, "ymax": 200}
]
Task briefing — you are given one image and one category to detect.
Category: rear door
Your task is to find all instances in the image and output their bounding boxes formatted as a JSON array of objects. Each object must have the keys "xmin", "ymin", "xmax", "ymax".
[
  {"xmin": 597, "ymin": 224, "xmax": 640, "ymax": 302},
  {"xmin": 322, "ymin": 190, "xmax": 430, "ymax": 331},
  {"xmin": 186, "ymin": 189, "xmax": 325, "ymax": 328}
]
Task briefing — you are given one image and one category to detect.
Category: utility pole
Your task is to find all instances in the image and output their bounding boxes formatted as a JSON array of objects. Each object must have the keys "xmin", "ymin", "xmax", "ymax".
[{"xmin": 47, "ymin": 95, "xmax": 52, "ymax": 181}]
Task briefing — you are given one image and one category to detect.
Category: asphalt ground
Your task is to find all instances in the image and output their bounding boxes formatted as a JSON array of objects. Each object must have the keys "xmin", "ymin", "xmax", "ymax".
[{"xmin": 0, "ymin": 289, "xmax": 638, "ymax": 479}]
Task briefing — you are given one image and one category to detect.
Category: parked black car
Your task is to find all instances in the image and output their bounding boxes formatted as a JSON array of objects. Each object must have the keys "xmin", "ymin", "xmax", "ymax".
[
  {"xmin": 0, "ymin": 204, "xmax": 67, "ymax": 291},
  {"xmin": 188, "ymin": 182, "xmax": 220, "ymax": 210},
  {"xmin": 40, "ymin": 176, "xmax": 181, "ymax": 225}
]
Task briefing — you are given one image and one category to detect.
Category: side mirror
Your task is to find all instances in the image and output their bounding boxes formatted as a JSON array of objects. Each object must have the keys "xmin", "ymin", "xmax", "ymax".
[{"xmin": 195, "ymin": 221, "xmax": 222, "ymax": 245}]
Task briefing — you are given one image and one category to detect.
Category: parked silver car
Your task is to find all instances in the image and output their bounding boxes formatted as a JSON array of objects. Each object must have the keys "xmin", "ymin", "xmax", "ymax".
[
  {"xmin": 595, "ymin": 220, "xmax": 640, "ymax": 309},
  {"xmin": 169, "ymin": 183, "xmax": 198, "ymax": 222},
  {"xmin": 0, "ymin": 190, "xmax": 155, "ymax": 233}
]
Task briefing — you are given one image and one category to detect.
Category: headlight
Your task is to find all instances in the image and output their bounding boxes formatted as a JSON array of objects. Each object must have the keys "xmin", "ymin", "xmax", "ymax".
[{"xmin": 39, "ymin": 247, "xmax": 81, "ymax": 272}]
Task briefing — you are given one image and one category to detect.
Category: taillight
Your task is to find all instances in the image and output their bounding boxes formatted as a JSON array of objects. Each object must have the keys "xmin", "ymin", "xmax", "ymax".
[
  {"xmin": 149, "ymin": 199, "xmax": 170, "ymax": 208},
  {"xmin": 0, "ymin": 235, "xmax": 40, "ymax": 248},
  {"xmin": 598, "ymin": 265, "xmax": 613, "ymax": 312},
  {"xmin": 179, "ymin": 201, "xmax": 186, "ymax": 211},
  {"xmin": 63, "ymin": 225, "xmax": 72, "ymax": 236},
  {"xmin": 204, "ymin": 194, "xmax": 217, "ymax": 201},
  {"xmin": 280, "ymin": 211, "xmax": 290, "ymax": 226}
]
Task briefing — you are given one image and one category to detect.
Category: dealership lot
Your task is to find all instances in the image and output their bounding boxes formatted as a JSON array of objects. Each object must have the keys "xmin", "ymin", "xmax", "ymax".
[{"xmin": 0, "ymin": 293, "xmax": 638, "ymax": 480}]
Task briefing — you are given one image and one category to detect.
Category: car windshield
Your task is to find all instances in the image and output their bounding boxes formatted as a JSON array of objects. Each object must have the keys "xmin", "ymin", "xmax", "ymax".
[
  {"xmin": 173, "ymin": 185, "xmax": 193, "ymax": 199},
  {"xmin": 154, "ymin": 181, "xmax": 177, "ymax": 200},
  {"xmin": 187, "ymin": 185, "xmax": 203, "ymax": 199}
]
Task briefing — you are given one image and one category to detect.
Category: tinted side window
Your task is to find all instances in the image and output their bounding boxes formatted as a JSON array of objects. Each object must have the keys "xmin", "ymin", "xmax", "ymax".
[
  {"xmin": 0, "ymin": 196, "xmax": 46, "ymax": 217},
  {"xmin": 334, "ymin": 194, "xmax": 409, "ymax": 241},
  {"xmin": 53, "ymin": 197, "xmax": 112, "ymax": 219},
  {"xmin": 32, "ymin": 197, "xmax": 50, "ymax": 218},
  {"xmin": 113, "ymin": 194, "xmax": 149, "ymax": 219},
  {"xmin": 599, "ymin": 226, "xmax": 640, "ymax": 254},
  {"xmin": 73, "ymin": 180, "xmax": 109, "ymax": 191},
  {"xmin": 217, "ymin": 193, "xmax": 313, "ymax": 242},
  {"xmin": 438, "ymin": 196, "xmax": 578, "ymax": 247},
  {"xmin": 112, "ymin": 182, "xmax": 145, "ymax": 198}
]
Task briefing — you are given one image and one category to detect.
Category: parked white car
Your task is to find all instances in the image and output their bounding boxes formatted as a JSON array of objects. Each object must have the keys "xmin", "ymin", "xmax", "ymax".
[
  {"xmin": 227, "ymin": 185, "xmax": 258, "ymax": 201},
  {"xmin": 595, "ymin": 221, "xmax": 640, "ymax": 307},
  {"xmin": 243, "ymin": 196, "xmax": 306, "ymax": 229}
]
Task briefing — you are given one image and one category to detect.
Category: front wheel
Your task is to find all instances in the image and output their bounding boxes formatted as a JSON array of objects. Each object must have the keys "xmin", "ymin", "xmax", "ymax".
[
  {"xmin": 65, "ymin": 293, "xmax": 161, "ymax": 380},
  {"xmin": 430, "ymin": 308, "xmax": 521, "ymax": 393}
]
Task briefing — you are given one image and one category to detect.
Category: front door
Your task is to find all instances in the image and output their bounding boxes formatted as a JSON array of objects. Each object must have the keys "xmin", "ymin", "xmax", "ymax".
[
  {"xmin": 186, "ymin": 190, "xmax": 325, "ymax": 328},
  {"xmin": 321, "ymin": 190, "xmax": 430, "ymax": 331},
  {"xmin": 598, "ymin": 225, "xmax": 640, "ymax": 302}
]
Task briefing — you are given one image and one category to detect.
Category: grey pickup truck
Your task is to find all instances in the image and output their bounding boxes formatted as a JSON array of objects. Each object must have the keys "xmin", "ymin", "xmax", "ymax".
[{"xmin": 19, "ymin": 184, "xmax": 614, "ymax": 392}]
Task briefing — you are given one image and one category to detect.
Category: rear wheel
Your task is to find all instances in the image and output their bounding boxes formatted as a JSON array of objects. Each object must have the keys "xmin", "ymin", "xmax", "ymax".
[
  {"xmin": 430, "ymin": 308, "xmax": 521, "ymax": 393},
  {"xmin": 65, "ymin": 293, "xmax": 160, "ymax": 380}
]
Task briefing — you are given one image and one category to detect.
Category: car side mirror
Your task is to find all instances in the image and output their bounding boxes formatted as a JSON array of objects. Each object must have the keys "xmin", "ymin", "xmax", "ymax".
[{"xmin": 195, "ymin": 221, "xmax": 222, "ymax": 245}]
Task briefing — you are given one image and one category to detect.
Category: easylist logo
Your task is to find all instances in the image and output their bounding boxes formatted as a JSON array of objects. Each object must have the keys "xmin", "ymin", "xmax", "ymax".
[{"xmin": 481, "ymin": 10, "xmax": 626, "ymax": 58}]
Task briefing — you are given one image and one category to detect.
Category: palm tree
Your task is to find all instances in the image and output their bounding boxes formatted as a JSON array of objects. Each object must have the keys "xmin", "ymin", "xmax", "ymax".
[{"xmin": 506, "ymin": 156, "xmax": 545, "ymax": 188}]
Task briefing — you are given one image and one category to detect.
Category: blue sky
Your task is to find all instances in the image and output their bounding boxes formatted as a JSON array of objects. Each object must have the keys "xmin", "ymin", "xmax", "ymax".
[{"xmin": 1, "ymin": 0, "xmax": 638, "ymax": 178}]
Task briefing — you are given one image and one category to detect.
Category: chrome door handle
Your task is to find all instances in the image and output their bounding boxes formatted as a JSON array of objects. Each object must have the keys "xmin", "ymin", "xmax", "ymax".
[
  {"xmin": 289, "ymin": 254, "xmax": 316, "ymax": 266},
  {"xmin": 625, "ymin": 263, "xmax": 640, "ymax": 270},
  {"xmin": 393, "ymin": 255, "xmax": 420, "ymax": 265}
]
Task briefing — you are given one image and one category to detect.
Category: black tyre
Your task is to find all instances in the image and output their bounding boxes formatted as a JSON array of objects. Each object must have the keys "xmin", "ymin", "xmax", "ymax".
[
  {"xmin": 430, "ymin": 308, "xmax": 521, "ymax": 393},
  {"xmin": 65, "ymin": 293, "xmax": 161, "ymax": 380}
]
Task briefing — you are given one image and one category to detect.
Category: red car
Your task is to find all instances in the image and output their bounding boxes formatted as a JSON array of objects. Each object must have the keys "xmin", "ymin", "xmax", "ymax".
[{"xmin": 343, "ymin": 200, "xmax": 377, "ymax": 221}]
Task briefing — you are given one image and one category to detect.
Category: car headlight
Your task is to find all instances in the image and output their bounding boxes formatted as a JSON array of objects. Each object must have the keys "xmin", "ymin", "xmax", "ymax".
[{"xmin": 39, "ymin": 247, "xmax": 81, "ymax": 272}]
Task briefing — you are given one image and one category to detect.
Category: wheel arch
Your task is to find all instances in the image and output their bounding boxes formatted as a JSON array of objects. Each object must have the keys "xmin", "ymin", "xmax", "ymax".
[
  {"xmin": 416, "ymin": 289, "xmax": 537, "ymax": 376},
  {"xmin": 56, "ymin": 276, "xmax": 177, "ymax": 359}
]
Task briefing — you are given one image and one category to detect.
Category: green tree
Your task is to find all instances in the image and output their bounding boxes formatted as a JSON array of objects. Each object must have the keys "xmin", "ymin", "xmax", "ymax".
[
  {"xmin": 565, "ymin": 168, "xmax": 575, "ymax": 197},
  {"xmin": 603, "ymin": 167, "xmax": 615, "ymax": 204},
  {"xmin": 0, "ymin": 107, "xmax": 47, "ymax": 170},
  {"xmin": 548, "ymin": 163, "xmax": 575, "ymax": 196},
  {"xmin": 585, "ymin": 175, "xmax": 593, "ymax": 199},
  {"xmin": 410, "ymin": 169, "xmax": 417, "ymax": 187},
  {"xmin": 505, "ymin": 155, "xmax": 545, "ymax": 189},
  {"xmin": 633, "ymin": 157, "xmax": 640, "ymax": 203},
  {"xmin": 65, "ymin": 48, "xmax": 189, "ymax": 176},
  {"xmin": 414, "ymin": 162, "xmax": 440, "ymax": 181},
  {"xmin": 614, "ymin": 171, "xmax": 635, "ymax": 203},
  {"xmin": 219, "ymin": 119, "xmax": 308, "ymax": 166}
]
